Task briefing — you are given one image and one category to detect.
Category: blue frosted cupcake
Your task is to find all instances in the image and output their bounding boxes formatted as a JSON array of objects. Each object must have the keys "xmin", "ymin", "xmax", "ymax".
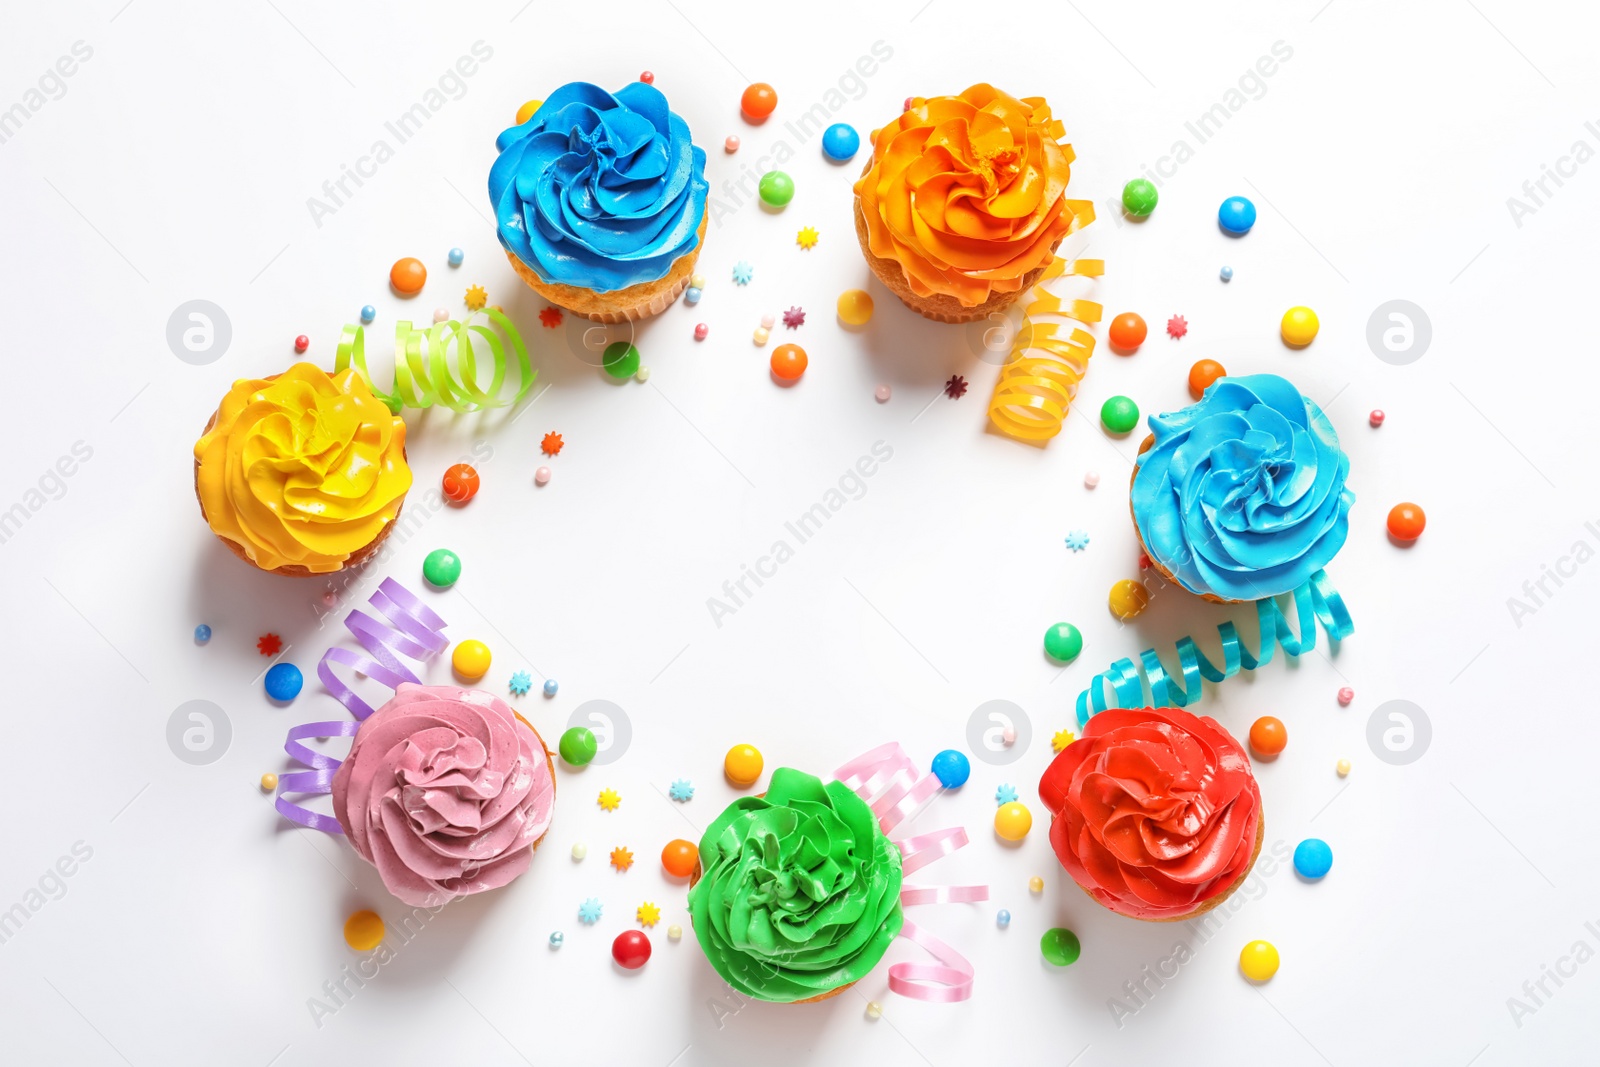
[{"xmin": 489, "ymin": 81, "xmax": 709, "ymax": 323}]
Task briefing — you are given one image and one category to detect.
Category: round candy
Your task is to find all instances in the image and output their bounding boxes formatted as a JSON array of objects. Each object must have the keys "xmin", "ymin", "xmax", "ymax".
[
  {"xmin": 294, "ymin": 334, "xmax": 309, "ymax": 353},
  {"xmin": 1239, "ymin": 940, "xmax": 1280, "ymax": 982},
  {"xmin": 360, "ymin": 305, "xmax": 376, "ymax": 323},
  {"xmin": 557, "ymin": 727, "xmax": 598, "ymax": 767},
  {"xmin": 875, "ymin": 385, "xmax": 891, "ymax": 402},
  {"xmin": 1280, "ymin": 306, "xmax": 1319, "ymax": 347},
  {"xmin": 684, "ymin": 286, "xmax": 702, "ymax": 304},
  {"xmin": 344, "ymin": 910, "xmax": 385, "ymax": 951},
  {"xmin": 1370, "ymin": 409, "xmax": 1386, "ymax": 427},
  {"xmin": 1188, "ymin": 359, "xmax": 1227, "ymax": 399},
  {"xmin": 1336, "ymin": 758, "xmax": 1351, "ymax": 777},
  {"xmin": 612, "ymin": 930, "xmax": 651, "ymax": 970},
  {"xmin": 1041, "ymin": 927, "xmax": 1082, "ymax": 967},
  {"xmin": 515, "ymin": 99, "xmax": 543, "ymax": 125},
  {"xmin": 1108, "ymin": 312, "xmax": 1147, "ymax": 351},
  {"xmin": 930, "ymin": 749, "xmax": 970, "ymax": 789},
  {"xmin": 758, "ymin": 170, "xmax": 794, "ymax": 207},
  {"xmin": 260, "ymin": 772, "xmax": 278, "ymax": 792},
  {"xmin": 668, "ymin": 924, "xmax": 682, "ymax": 941},
  {"xmin": 1100, "ymin": 395, "xmax": 1139, "ymax": 434},
  {"xmin": 1248, "ymin": 716, "xmax": 1287, "ymax": 757},
  {"xmin": 451, "ymin": 639, "xmax": 491, "ymax": 680},
  {"xmin": 534, "ymin": 466, "xmax": 552, "ymax": 486},
  {"xmin": 1337, "ymin": 686, "xmax": 1354, "ymax": 706},
  {"xmin": 602, "ymin": 341, "xmax": 641, "ymax": 379},
  {"xmin": 1121, "ymin": 178, "xmax": 1158, "ymax": 217},
  {"xmin": 1220, "ymin": 265, "xmax": 1234, "ymax": 282},
  {"xmin": 693, "ymin": 323, "xmax": 709, "ymax": 341},
  {"xmin": 570, "ymin": 843, "xmax": 588, "ymax": 860},
  {"xmin": 194, "ymin": 624, "xmax": 212, "ymax": 643},
  {"xmin": 770, "ymin": 343, "xmax": 807, "ymax": 381},
  {"xmin": 447, "ymin": 247, "xmax": 464, "ymax": 267},
  {"xmin": 431, "ymin": 307, "xmax": 450, "ymax": 324},
  {"xmin": 994, "ymin": 802, "xmax": 1032, "ymax": 841},
  {"xmin": 639, "ymin": 70, "xmax": 654, "ymax": 84},
  {"xmin": 724, "ymin": 135, "xmax": 740, "ymax": 153},
  {"xmin": 997, "ymin": 909, "xmax": 1011, "ymax": 927},
  {"xmin": 543, "ymin": 678, "xmax": 559, "ymax": 697},
  {"xmin": 549, "ymin": 931, "xmax": 564, "ymax": 948},
  {"xmin": 662, "ymin": 839, "xmax": 698, "ymax": 879},
  {"xmin": 441, "ymin": 463, "xmax": 480, "ymax": 504},
  {"xmin": 389, "ymin": 257, "xmax": 426, "ymax": 296},
  {"xmin": 865, "ymin": 1002, "xmax": 883, "ymax": 1020},
  {"xmin": 724, "ymin": 744, "xmax": 763, "ymax": 788},
  {"xmin": 752, "ymin": 327, "xmax": 770, "ymax": 346},
  {"xmin": 264, "ymin": 663, "xmax": 303, "ymax": 701},
  {"xmin": 1293, "ymin": 838, "xmax": 1333, "ymax": 879},
  {"xmin": 760, "ymin": 313, "xmax": 775, "ymax": 329},
  {"xmin": 740, "ymin": 82, "xmax": 777, "ymax": 122},
  {"xmin": 1084, "ymin": 471, "xmax": 1100, "ymax": 488},
  {"xmin": 1108, "ymin": 579, "xmax": 1151, "ymax": 620},
  {"xmin": 422, "ymin": 548, "xmax": 462, "ymax": 588},
  {"xmin": 1028, "ymin": 876, "xmax": 1044, "ymax": 894},
  {"xmin": 690, "ymin": 273, "xmax": 707, "ymax": 289},
  {"xmin": 1387, "ymin": 502, "xmax": 1426, "ymax": 541},
  {"xmin": 821, "ymin": 123, "xmax": 860, "ymax": 162},
  {"xmin": 837, "ymin": 289, "xmax": 874, "ymax": 326},
  {"xmin": 1043, "ymin": 622, "xmax": 1083, "ymax": 663},
  {"xmin": 1218, "ymin": 196, "xmax": 1257, "ymax": 235}
]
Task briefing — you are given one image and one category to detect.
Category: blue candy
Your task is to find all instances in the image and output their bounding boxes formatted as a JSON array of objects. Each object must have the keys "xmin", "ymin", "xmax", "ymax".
[
  {"xmin": 264, "ymin": 662, "xmax": 304, "ymax": 702},
  {"xmin": 1218, "ymin": 196, "xmax": 1257, "ymax": 235},
  {"xmin": 360, "ymin": 305, "xmax": 376, "ymax": 323},
  {"xmin": 447, "ymin": 247, "xmax": 465, "ymax": 267},
  {"xmin": 1293, "ymin": 837, "xmax": 1333, "ymax": 879},
  {"xmin": 684, "ymin": 286, "xmax": 702, "ymax": 304},
  {"xmin": 996, "ymin": 909, "xmax": 1012, "ymax": 927},
  {"xmin": 1220, "ymin": 265, "xmax": 1234, "ymax": 282},
  {"xmin": 930, "ymin": 749, "xmax": 970, "ymax": 789},
  {"xmin": 193, "ymin": 624, "xmax": 211, "ymax": 643},
  {"xmin": 543, "ymin": 678, "xmax": 559, "ymax": 697},
  {"xmin": 821, "ymin": 123, "xmax": 861, "ymax": 163}
]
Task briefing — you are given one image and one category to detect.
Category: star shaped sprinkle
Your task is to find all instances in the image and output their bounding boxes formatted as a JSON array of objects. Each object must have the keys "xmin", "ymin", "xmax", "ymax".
[
  {"xmin": 732, "ymin": 261, "xmax": 753, "ymax": 285},
  {"xmin": 579, "ymin": 898, "xmax": 603, "ymax": 924},
  {"xmin": 465, "ymin": 284, "xmax": 487, "ymax": 311},
  {"xmin": 539, "ymin": 306, "xmax": 563, "ymax": 328},
  {"xmin": 669, "ymin": 779, "xmax": 695, "ymax": 802},
  {"xmin": 541, "ymin": 431, "xmax": 564, "ymax": 456},
  {"xmin": 944, "ymin": 375, "xmax": 968, "ymax": 399},
  {"xmin": 796, "ymin": 226, "xmax": 819, "ymax": 250},
  {"xmin": 1052, "ymin": 729, "xmax": 1076, "ymax": 753},
  {"xmin": 598, "ymin": 788, "xmax": 621, "ymax": 812},
  {"xmin": 1065, "ymin": 530, "xmax": 1090, "ymax": 551},
  {"xmin": 1167, "ymin": 314, "xmax": 1188, "ymax": 339},
  {"xmin": 637, "ymin": 902, "xmax": 661, "ymax": 927},
  {"xmin": 610, "ymin": 846, "xmax": 634, "ymax": 872},
  {"xmin": 782, "ymin": 306, "xmax": 805, "ymax": 328},
  {"xmin": 508, "ymin": 671, "xmax": 532, "ymax": 696},
  {"xmin": 257, "ymin": 633, "xmax": 282, "ymax": 657},
  {"xmin": 995, "ymin": 783, "xmax": 1018, "ymax": 805}
]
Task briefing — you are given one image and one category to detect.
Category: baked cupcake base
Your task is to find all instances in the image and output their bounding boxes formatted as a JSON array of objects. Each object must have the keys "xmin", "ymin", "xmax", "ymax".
[
  {"xmin": 505, "ymin": 213, "xmax": 708, "ymax": 324},
  {"xmin": 1130, "ymin": 433, "xmax": 1239, "ymax": 605}
]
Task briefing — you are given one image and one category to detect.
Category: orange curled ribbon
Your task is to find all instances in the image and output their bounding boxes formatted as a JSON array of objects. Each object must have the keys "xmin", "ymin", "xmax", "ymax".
[{"xmin": 986, "ymin": 258, "xmax": 1104, "ymax": 442}]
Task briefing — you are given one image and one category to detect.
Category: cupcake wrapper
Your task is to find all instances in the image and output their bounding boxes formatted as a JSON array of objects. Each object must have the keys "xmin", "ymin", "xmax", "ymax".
[
  {"xmin": 504, "ymin": 211, "xmax": 706, "ymax": 324},
  {"xmin": 1129, "ymin": 434, "xmax": 1245, "ymax": 605}
]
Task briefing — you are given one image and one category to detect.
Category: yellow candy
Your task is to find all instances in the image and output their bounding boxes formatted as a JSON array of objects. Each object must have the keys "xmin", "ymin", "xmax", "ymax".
[
  {"xmin": 1028, "ymin": 876, "xmax": 1044, "ymax": 894},
  {"xmin": 1336, "ymin": 758, "xmax": 1351, "ymax": 777},
  {"xmin": 1108, "ymin": 579, "xmax": 1151, "ymax": 620},
  {"xmin": 837, "ymin": 289, "xmax": 875, "ymax": 326},
  {"xmin": 667, "ymin": 924, "xmax": 683, "ymax": 942},
  {"xmin": 690, "ymin": 273, "xmax": 707, "ymax": 290},
  {"xmin": 995, "ymin": 802, "xmax": 1033, "ymax": 841},
  {"xmin": 344, "ymin": 910, "xmax": 385, "ymax": 952},
  {"xmin": 515, "ymin": 99, "xmax": 543, "ymax": 125},
  {"xmin": 259, "ymin": 773, "xmax": 278, "ymax": 792},
  {"xmin": 1280, "ymin": 306, "xmax": 1319, "ymax": 347},
  {"xmin": 724, "ymin": 744, "xmax": 763, "ymax": 788},
  {"xmin": 1239, "ymin": 939, "xmax": 1280, "ymax": 982},
  {"xmin": 452, "ymin": 639, "xmax": 492, "ymax": 679},
  {"xmin": 865, "ymin": 1001, "xmax": 883, "ymax": 1019}
]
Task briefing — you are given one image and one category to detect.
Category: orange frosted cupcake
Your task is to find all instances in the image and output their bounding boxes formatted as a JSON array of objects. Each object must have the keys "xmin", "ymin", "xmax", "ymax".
[{"xmin": 853, "ymin": 84, "xmax": 1093, "ymax": 323}]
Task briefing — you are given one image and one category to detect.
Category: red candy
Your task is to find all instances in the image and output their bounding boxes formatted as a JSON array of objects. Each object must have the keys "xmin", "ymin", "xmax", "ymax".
[
  {"xmin": 639, "ymin": 71, "xmax": 654, "ymax": 84},
  {"xmin": 294, "ymin": 334, "xmax": 309, "ymax": 353},
  {"xmin": 612, "ymin": 929, "xmax": 652, "ymax": 969},
  {"xmin": 442, "ymin": 463, "xmax": 480, "ymax": 504},
  {"xmin": 1387, "ymin": 502, "xmax": 1425, "ymax": 541},
  {"xmin": 1108, "ymin": 312, "xmax": 1147, "ymax": 352}
]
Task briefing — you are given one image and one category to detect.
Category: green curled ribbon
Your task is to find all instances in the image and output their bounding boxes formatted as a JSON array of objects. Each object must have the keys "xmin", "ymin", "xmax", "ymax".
[{"xmin": 334, "ymin": 307, "xmax": 534, "ymax": 414}]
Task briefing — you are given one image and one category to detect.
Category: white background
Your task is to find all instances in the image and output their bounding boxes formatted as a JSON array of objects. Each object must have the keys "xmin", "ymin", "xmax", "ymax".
[{"xmin": 1, "ymin": 1, "xmax": 1596, "ymax": 1064}]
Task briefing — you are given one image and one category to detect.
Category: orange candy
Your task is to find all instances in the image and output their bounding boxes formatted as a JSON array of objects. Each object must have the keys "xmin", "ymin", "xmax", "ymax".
[
  {"xmin": 1249, "ymin": 716, "xmax": 1287, "ymax": 758},
  {"xmin": 1108, "ymin": 312, "xmax": 1147, "ymax": 352},
  {"xmin": 442, "ymin": 463, "xmax": 480, "ymax": 504},
  {"xmin": 740, "ymin": 83, "xmax": 778, "ymax": 122},
  {"xmin": 661, "ymin": 839, "xmax": 698, "ymax": 879},
  {"xmin": 770, "ymin": 343, "xmax": 808, "ymax": 381},
  {"xmin": 1387, "ymin": 502, "xmax": 1426, "ymax": 541},
  {"xmin": 390, "ymin": 257, "xmax": 427, "ymax": 296},
  {"xmin": 1188, "ymin": 359, "xmax": 1227, "ymax": 399}
]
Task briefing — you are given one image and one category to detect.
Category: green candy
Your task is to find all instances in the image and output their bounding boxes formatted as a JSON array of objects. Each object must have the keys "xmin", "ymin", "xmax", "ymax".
[
  {"xmin": 1100, "ymin": 395, "xmax": 1140, "ymax": 435},
  {"xmin": 758, "ymin": 170, "xmax": 794, "ymax": 207},
  {"xmin": 558, "ymin": 726, "xmax": 598, "ymax": 766},
  {"xmin": 1041, "ymin": 927, "xmax": 1082, "ymax": 966},
  {"xmin": 602, "ymin": 341, "xmax": 641, "ymax": 379},
  {"xmin": 1121, "ymin": 178, "xmax": 1158, "ymax": 217},
  {"xmin": 1043, "ymin": 622, "xmax": 1083, "ymax": 663},
  {"xmin": 422, "ymin": 548, "xmax": 461, "ymax": 587}
]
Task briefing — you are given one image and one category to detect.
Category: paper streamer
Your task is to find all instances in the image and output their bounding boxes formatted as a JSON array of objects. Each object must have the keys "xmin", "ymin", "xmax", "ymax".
[
  {"xmin": 335, "ymin": 307, "xmax": 535, "ymax": 413},
  {"xmin": 987, "ymin": 256, "xmax": 1103, "ymax": 442},
  {"xmin": 1074, "ymin": 569, "xmax": 1354, "ymax": 727},
  {"xmin": 275, "ymin": 579, "xmax": 449, "ymax": 834},
  {"xmin": 835, "ymin": 743, "xmax": 989, "ymax": 1003}
]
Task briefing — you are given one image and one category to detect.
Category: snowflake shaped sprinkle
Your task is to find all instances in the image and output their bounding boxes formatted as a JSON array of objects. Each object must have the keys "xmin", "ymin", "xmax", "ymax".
[
  {"xmin": 465, "ymin": 284, "xmax": 487, "ymax": 311},
  {"xmin": 1065, "ymin": 530, "xmax": 1090, "ymax": 551},
  {"xmin": 256, "ymin": 633, "xmax": 282, "ymax": 657},
  {"xmin": 637, "ymin": 902, "xmax": 661, "ymax": 927},
  {"xmin": 538, "ymin": 306, "xmax": 563, "ymax": 328},
  {"xmin": 796, "ymin": 227, "xmax": 819, "ymax": 250},
  {"xmin": 508, "ymin": 671, "xmax": 532, "ymax": 696},
  {"xmin": 995, "ymin": 783, "xmax": 1018, "ymax": 805},
  {"xmin": 732, "ymin": 261, "xmax": 753, "ymax": 285},
  {"xmin": 610, "ymin": 846, "xmax": 634, "ymax": 872},
  {"xmin": 1052, "ymin": 729, "xmax": 1076, "ymax": 753},
  {"xmin": 598, "ymin": 788, "xmax": 621, "ymax": 812},
  {"xmin": 782, "ymin": 306, "xmax": 805, "ymax": 329},
  {"xmin": 579, "ymin": 898, "xmax": 603, "ymax": 924},
  {"xmin": 541, "ymin": 431, "xmax": 564, "ymax": 456},
  {"xmin": 1167, "ymin": 314, "xmax": 1188, "ymax": 339},
  {"xmin": 944, "ymin": 375, "xmax": 968, "ymax": 399},
  {"xmin": 669, "ymin": 779, "xmax": 695, "ymax": 802}
]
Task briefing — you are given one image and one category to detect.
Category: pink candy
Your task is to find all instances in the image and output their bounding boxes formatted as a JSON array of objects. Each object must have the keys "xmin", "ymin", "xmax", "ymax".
[
  {"xmin": 694, "ymin": 323, "xmax": 708, "ymax": 340},
  {"xmin": 1338, "ymin": 687, "xmax": 1354, "ymax": 706}
]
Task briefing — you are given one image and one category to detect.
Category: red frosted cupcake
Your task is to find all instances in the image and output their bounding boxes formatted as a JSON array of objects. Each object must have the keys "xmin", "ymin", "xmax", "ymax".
[{"xmin": 1038, "ymin": 707, "xmax": 1262, "ymax": 921}]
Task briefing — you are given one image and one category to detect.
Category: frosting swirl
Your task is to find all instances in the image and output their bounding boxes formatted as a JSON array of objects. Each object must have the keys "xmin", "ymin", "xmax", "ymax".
[
  {"xmin": 489, "ymin": 81, "xmax": 708, "ymax": 293},
  {"xmin": 688, "ymin": 768, "xmax": 903, "ymax": 1002},
  {"xmin": 854, "ymin": 84, "xmax": 1088, "ymax": 306},
  {"xmin": 1132, "ymin": 373, "xmax": 1353, "ymax": 601},
  {"xmin": 1039, "ymin": 707, "xmax": 1261, "ymax": 920},
  {"xmin": 194, "ymin": 363, "xmax": 411, "ymax": 574},
  {"xmin": 331, "ymin": 684, "xmax": 555, "ymax": 907}
]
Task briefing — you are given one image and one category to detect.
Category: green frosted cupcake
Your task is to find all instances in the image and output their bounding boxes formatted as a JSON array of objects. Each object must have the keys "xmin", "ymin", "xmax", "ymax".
[{"xmin": 687, "ymin": 767, "xmax": 903, "ymax": 1003}]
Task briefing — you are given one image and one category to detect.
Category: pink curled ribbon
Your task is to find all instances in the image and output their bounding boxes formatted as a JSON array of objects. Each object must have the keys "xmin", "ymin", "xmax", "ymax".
[
  {"xmin": 275, "ymin": 579, "xmax": 449, "ymax": 834},
  {"xmin": 834, "ymin": 743, "xmax": 989, "ymax": 1003}
]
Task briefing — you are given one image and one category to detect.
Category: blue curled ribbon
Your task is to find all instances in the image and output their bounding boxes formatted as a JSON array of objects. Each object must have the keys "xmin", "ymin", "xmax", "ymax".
[{"xmin": 1075, "ymin": 569, "xmax": 1353, "ymax": 726}]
